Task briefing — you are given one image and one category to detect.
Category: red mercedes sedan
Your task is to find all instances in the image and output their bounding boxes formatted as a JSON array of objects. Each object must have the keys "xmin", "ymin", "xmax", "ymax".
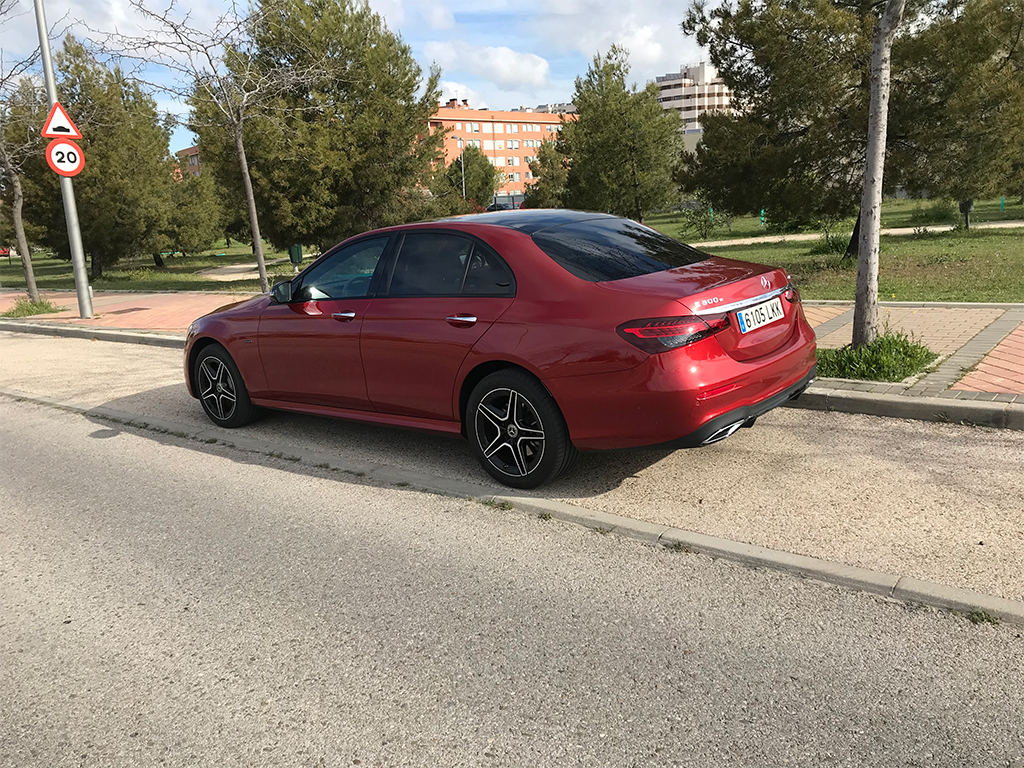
[{"xmin": 185, "ymin": 211, "xmax": 816, "ymax": 488}]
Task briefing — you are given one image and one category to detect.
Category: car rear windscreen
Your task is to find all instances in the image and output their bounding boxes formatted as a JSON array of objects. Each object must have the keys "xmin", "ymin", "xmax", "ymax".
[{"xmin": 531, "ymin": 218, "xmax": 711, "ymax": 282}]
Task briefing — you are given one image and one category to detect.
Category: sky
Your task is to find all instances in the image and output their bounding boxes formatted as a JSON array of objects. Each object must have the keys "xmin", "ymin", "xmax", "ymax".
[{"xmin": 1, "ymin": 0, "xmax": 708, "ymax": 152}]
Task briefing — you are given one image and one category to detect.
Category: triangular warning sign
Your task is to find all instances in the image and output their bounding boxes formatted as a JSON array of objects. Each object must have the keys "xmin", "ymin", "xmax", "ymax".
[{"xmin": 41, "ymin": 102, "xmax": 83, "ymax": 140}]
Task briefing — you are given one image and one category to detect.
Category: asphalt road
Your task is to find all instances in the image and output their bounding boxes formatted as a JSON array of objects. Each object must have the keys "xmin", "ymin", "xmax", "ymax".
[
  {"xmin": 1, "ymin": 331, "xmax": 1022, "ymax": 601},
  {"xmin": 1, "ymin": 399, "xmax": 1022, "ymax": 767}
]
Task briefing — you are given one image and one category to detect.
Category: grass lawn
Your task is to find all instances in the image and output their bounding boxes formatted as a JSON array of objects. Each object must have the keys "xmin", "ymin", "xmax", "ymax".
[
  {"xmin": 0, "ymin": 241, "xmax": 300, "ymax": 293},
  {"xmin": 647, "ymin": 196, "xmax": 1023, "ymax": 244},
  {"xmin": 705, "ymin": 227, "xmax": 1024, "ymax": 302}
]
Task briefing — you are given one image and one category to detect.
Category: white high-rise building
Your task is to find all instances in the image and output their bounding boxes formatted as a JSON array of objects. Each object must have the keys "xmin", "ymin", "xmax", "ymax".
[{"xmin": 654, "ymin": 62, "xmax": 733, "ymax": 150}]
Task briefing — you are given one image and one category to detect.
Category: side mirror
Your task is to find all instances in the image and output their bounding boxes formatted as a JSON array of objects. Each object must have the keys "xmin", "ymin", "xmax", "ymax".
[{"xmin": 270, "ymin": 279, "xmax": 293, "ymax": 304}]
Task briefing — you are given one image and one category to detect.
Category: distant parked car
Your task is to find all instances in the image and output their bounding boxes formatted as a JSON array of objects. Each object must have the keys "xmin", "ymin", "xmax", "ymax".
[
  {"xmin": 185, "ymin": 210, "xmax": 816, "ymax": 488},
  {"xmin": 486, "ymin": 202, "xmax": 513, "ymax": 212}
]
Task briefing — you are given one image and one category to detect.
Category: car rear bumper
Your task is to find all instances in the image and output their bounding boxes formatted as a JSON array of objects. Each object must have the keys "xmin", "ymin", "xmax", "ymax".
[
  {"xmin": 645, "ymin": 364, "xmax": 815, "ymax": 450},
  {"xmin": 546, "ymin": 313, "xmax": 817, "ymax": 450}
]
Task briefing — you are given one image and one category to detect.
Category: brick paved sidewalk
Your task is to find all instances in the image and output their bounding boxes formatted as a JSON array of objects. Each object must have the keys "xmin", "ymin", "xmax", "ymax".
[
  {"xmin": 3, "ymin": 289, "xmax": 1021, "ymax": 403},
  {"xmin": 952, "ymin": 324, "xmax": 1023, "ymax": 395},
  {"xmin": 0, "ymin": 290, "xmax": 254, "ymax": 333},
  {"xmin": 804, "ymin": 301, "xmax": 1023, "ymax": 404}
]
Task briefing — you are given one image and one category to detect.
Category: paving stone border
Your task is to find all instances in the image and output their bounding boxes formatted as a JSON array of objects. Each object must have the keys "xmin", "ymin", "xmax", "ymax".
[
  {"xmin": 2, "ymin": 385, "xmax": 1022, "ymax": 626},
  {"xmin": 904, "ymin": 308, "xmax": 1024, "ymax": 401}
]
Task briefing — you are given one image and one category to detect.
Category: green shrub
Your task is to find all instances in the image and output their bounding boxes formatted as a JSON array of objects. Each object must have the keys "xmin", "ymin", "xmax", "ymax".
[
  {"xmin": 817, "ymin": 331, "xmax": 938, "ymax": 381},
  {"xmin": 0, "ymin": 297, "xmax": 63, "ymax": 318},
  {"xmin": 908, "ymin": 199, "xmax": 957, "ymax": 226}
]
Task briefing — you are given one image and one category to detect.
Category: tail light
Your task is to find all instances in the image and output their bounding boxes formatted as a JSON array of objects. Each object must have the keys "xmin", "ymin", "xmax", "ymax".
[
  {"xmin": 785, "ymin": 278, "xmax": 800, "ymax": 303},
  {"xmin": 617, "ymin": 314, "xmax": 730, "ymax": 353}
]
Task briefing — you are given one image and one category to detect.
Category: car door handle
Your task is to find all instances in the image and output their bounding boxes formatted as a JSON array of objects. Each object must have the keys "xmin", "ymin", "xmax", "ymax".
[
  {"xmin": 446, "ymin": 314, "xmax": 477, "ymax": 327},
  {"xmin": 332, "ymin": 311, "xmax": 356, "ymax": 321}
]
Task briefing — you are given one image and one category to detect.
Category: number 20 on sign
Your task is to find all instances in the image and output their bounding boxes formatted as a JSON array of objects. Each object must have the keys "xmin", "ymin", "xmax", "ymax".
[{"xmin": 46, "ymin": 138, "xmax": 84, "ymax": 177}]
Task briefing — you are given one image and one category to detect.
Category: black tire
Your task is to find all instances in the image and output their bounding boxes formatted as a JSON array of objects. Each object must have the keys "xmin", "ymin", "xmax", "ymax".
[
  {"xmin": 194, "ymin": 344, "xmax": 258, "ymax": 428},
  {"xmin": 467, "ymin": 369, "xmax": 578, "ymax": 489}
]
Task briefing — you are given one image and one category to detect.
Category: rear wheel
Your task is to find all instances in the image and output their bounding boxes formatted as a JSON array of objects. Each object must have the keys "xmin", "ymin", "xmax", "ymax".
[
  {"xmin": 467, "ymin": 369, "xmax": 577, "ymax": 489},
  {"xmin": 194, "ymin": 345, "xmax": 258, "ymax": 428}
]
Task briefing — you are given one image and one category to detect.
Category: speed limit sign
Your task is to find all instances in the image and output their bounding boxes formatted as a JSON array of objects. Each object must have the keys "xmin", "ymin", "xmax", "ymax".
[{"xmin": 46, "ymin": 138, "xmax": 84, "ymax": 177}]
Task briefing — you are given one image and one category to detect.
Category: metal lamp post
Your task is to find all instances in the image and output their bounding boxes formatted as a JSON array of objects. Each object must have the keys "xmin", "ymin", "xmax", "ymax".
[{"xmin": 32, "ymin": 0, "xmax": 93, "ymax": 318}]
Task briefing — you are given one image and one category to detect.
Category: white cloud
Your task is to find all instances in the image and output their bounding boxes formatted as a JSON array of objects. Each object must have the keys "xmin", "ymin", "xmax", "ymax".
[
  {"xmin": 439, "ymin": 80, "xmax": 488, "ymax": 109},
  {"xmin": 535, "ymin": 0, "xmax": 704, "ymax": 83},
  {"xmin": 423, "ymin": 5, "xmax": 455, "ymax": 29},
  {"xmin": 424, "ymin": 40, "xmax": 549, "ymax": 91}
]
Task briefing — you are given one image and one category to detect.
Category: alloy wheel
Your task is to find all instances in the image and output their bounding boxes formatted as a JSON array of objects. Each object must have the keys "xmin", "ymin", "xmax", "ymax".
[
  {"xmin": 474, "ymin": 387, "xmax": 546, "ymax": 478},
  {"xmin": 198, "ymin": 356, "xmax": 237, "ymax": 422}
]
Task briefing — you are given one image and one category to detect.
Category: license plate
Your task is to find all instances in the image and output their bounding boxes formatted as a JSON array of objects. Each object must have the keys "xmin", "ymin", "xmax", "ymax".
[{"xmin": 736, "ymin": 297, "xmax": 785, "ymax": 334}]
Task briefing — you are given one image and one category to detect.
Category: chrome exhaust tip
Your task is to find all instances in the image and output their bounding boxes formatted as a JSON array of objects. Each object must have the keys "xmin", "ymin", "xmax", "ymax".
[{"xmin": 701, "ymin": 420, "xmax": 745, "ymax": 445}]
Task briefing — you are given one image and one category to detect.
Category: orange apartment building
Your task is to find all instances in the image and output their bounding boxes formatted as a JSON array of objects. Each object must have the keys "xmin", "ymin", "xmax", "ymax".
[{"xmin": 428, "ymin": 99, "xmax": 572, "ymax": 204}]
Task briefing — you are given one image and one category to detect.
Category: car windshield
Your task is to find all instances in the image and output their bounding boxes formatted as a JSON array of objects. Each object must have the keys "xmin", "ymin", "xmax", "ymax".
[{"xmin": 532, "ymin": 218, "xmax": 711, "ymax": 282}]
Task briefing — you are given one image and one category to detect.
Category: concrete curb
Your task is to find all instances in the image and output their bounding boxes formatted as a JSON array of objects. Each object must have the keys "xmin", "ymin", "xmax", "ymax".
[
  {"xmin": 0, "ymin": 319, "xmax": 184, "ymax": 348},
  {"xmin": 3, "ymin": 385, "xmax": 1021, "ymax": 627},
  {"xmin": 786, "ymin": 387, "xmax": 1024, "ymax": 430}
]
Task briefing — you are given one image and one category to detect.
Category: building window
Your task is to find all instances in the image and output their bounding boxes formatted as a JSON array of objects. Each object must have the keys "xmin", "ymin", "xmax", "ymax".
[
  {"xmin": 468, "ymin": 139, "xmax": 481, "ymax": 148},
  {"xmin": 469, "ymin": 122, "xmax": 480, "ymax": 133},
  {"xmin": 456, "ymin": 138, "xmax": 464, "ymax": 148},
  {"xmin": 456, "ymin": 122, "xmax": 462, "ymax": 130},
  {"xmin": 512, "ymin": 172, "xmax": 521, "ymax": 182},
  {"xmin": 483, "ymin": 123, "xmax": 493, "ymax": 133},
  {"xmin": 512, "ymin": 157, "xmax": 520, "ymax": 167},
  {"xmin": 506, "ymin": 157, "xmax": 514, "ymax": 166},
  {"xmin": 494, "ymin": 124, "xmax": 503, "ymax": 133},
  {"xmin": 483, "ymin": 140, "xmax": 494, "ymax": 150},
  {"xmin": 526, "ymin": 171, "xmax": 533, "ymax": 180},
  {"xmin": 189, "ymin": 155, "xmax": 198, "ymax": 166},
  {"xmin": 495, "ymin": 140, "xmax": 504, "ymax": 150}
]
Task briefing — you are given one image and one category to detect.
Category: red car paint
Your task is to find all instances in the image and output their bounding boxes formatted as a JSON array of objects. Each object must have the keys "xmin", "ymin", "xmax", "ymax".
[{"xmin": 185, "ymin": 212, "xmax": 816, "ymax": 451}]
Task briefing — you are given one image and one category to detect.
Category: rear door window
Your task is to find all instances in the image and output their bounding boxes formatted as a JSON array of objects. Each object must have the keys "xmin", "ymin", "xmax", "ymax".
[
  {"xmin": 531, "ymin": 218, "xmax": 710, "ymax": 282},
  {"xmin": 385, "ymin": 232, "xmax": 514, "ymax": 297}
]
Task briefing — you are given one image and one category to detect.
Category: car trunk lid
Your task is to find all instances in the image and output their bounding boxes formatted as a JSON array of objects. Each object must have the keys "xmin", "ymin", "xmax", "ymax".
[{"xmin": 601, "ymin": 257, "xmax": 797, "ymax": 361}]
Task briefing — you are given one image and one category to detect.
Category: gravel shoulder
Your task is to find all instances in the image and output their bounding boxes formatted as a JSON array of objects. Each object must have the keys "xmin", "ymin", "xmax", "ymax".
[{"xmin": 2, "ymin": 331, "xmax": 1021, "ymax": 601}]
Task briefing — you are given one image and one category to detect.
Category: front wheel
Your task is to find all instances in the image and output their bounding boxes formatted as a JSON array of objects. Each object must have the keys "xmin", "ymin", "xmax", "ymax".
[
  {"xmin": 194, "ymin": 345, "xmax": 258, "ymax": 428},
  {"xmin": 467, "ymin": 369, "xmax": 577, "ymax": 489}
]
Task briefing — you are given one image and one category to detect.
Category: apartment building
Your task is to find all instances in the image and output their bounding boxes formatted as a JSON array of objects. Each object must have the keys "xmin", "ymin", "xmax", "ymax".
[
  {"xmin": 654, "ymin": 62, "xmax": 733, "ymax": 151},
  {"xmin": 176, "ymin": 145, "xmax": 202, "ymax": 177},
  {"xmin": 428, "ymin": 99, "xmax": 570, "ymax": 203}
]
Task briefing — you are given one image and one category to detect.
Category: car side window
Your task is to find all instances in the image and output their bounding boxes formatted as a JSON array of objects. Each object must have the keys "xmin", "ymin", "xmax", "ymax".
[
  {"xmin": 461, "ymin": 247, "xmax": 514, "ymax": 296},
  {"xmin": 294, "ymin": 238, "xmax": 388, "ymax": 301},
  {"xmin": 387, "ymin": 233, "xmax": 473, "ymax": 297}
]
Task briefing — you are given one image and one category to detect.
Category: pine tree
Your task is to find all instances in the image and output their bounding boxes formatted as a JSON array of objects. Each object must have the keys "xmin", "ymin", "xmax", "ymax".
[
  {"xmin": 20, "ymin": 37, "xmax": 173, "ymax": 279},
  {"xmin": 561, "ymin": 46, "xmax": 679, "ymax": 222}
]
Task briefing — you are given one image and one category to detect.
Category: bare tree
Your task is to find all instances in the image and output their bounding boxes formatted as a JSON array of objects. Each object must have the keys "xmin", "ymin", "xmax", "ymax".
[
  {"xmin": 98, "ymin": 0, "xmax": 331, "ymax": 293},
  {"xmin": 852, "ymin": 0, "xmax": 908, "ymax": 348},
  {"xmin": 0, "ymin": 0, "xmax": 42, "ymax": 302}
]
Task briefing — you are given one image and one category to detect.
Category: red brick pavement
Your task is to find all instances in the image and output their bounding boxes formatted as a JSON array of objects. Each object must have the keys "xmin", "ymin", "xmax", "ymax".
[
  {"xmin": 0, "ymin": 290, "xmax": 254, "ymax": 333},
  {"xmin": 952, "ymin": 323, "xmax": 1024, "ymax": 395}
]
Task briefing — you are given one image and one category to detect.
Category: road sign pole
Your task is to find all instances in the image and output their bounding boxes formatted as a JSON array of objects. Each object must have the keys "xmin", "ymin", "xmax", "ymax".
[{"xmin": 32, "ymin": 0, "xmax": 92, "ymax": 318}]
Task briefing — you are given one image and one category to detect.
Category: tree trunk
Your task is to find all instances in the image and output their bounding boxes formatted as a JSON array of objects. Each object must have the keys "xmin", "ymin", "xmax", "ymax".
[
  {"xmin": 844, "ymin": 211, "xmax": 862, "ymax": 262},
  {"xmin": 153, "ymin": 252, "xmax": 165, "ymax": 268},
  {"xmin": 0, "ymin": 144, "xmax": 41, "ymax": 303},
  {"xmin": 233, "ymin": 121, "xmax": 270, "ymax": 293},
  {"xmin": 90, "ymin": 254, "xmax": 103, "ymax": 280},
  {"xmin": 852, "ymin": 0, "xmax": 907, "ymax": 349}
]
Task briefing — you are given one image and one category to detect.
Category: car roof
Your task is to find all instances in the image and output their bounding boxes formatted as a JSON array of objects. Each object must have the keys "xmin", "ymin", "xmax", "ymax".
[{"xmin": 437, "ymin": 209, "xmax": 620, "ymax": 235}]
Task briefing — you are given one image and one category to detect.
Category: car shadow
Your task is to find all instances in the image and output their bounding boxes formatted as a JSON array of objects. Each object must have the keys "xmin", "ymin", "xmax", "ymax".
[{"xmin": 89, "ymin": 384, "xmax": 678, "ymax": 499}]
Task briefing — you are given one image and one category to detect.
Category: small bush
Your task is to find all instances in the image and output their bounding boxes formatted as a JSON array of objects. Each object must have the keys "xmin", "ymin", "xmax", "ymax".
[
  {"xmin": 909, "ymin": 199, "xmax": 957, "ymax": 226},
  {"xmin": 808, "ymin": 218, "xmax": 852, "ymax": 256},
  {"xmin": 0, "ymin": 297, "xmax": 63, "ymax": 318},
  {"xmin": 817, "ymin": 331, "xmax": 938, "ymax": 381}
]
